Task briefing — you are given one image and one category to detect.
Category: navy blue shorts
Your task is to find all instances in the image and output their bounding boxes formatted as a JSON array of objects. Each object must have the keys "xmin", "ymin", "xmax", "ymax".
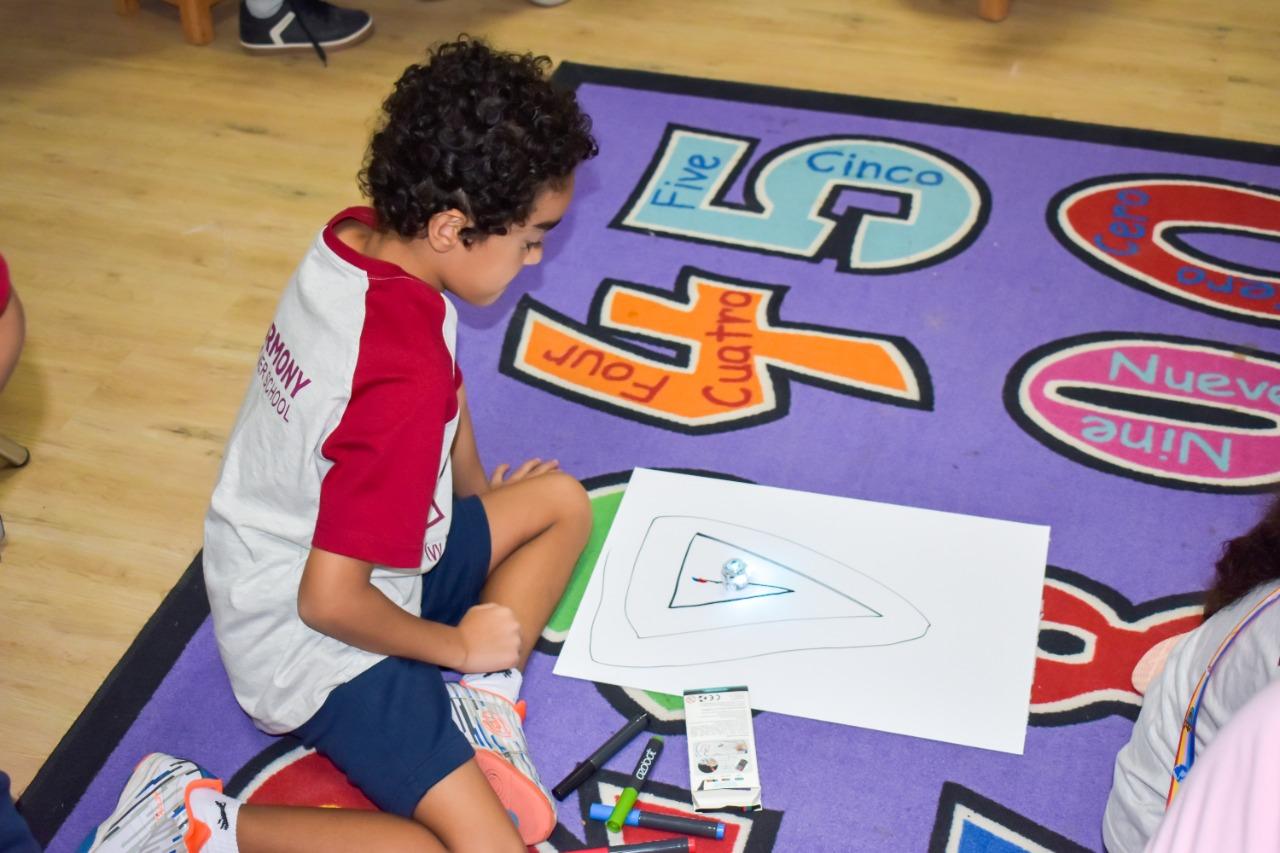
[{"xmin": 291, "ymin": 495, "xmax": 491, "ymax": 817}]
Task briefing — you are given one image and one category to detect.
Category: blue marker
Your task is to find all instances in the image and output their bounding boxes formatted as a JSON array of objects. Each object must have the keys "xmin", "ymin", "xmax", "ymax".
[{"xmin": 588, "ymin": 803, "xmax": 725, "ymax": 840}]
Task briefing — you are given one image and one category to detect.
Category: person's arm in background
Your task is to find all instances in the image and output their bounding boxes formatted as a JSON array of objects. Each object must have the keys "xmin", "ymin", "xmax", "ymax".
[
  {"xmin": 0, "ymin": 255, "xmax": 25, "ymax": 394},
  {"xmin": 0, "ymin": 770, "xmax": 40, "ymax": 853}
]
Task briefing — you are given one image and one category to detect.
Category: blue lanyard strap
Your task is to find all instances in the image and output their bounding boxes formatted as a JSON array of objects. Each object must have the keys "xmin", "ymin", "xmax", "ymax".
[{"xmin": 1166, "ymin": 585, "xmax": 1280, "ymax": 805}]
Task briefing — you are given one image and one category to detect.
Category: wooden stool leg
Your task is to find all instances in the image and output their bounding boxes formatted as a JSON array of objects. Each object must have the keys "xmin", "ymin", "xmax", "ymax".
[
  {"xmin": 0, "ymin": 434, "xmax": 30, "ymax": 468},
  {"xmin": 979, "ymin": 0, "xmax": 1011, "ymax": 21},
  {"xmin": 177, "ymin": 0, "xmax": 216, "ymax": 45},
  {"xmin": 115, "ymin": 0, "xmax": 141, "ymax": 15}
]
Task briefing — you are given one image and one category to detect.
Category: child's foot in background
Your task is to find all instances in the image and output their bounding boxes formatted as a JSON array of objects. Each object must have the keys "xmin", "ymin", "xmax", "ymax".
[{"xmin": 239, "ymin": 0, "xmax": 373, "ymax": 62}]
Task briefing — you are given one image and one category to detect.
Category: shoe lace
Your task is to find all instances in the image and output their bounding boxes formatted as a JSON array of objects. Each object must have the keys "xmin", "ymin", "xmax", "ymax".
[{"xmin": 282, "ymin": 0, "xmax": 328, "ymax": 65}]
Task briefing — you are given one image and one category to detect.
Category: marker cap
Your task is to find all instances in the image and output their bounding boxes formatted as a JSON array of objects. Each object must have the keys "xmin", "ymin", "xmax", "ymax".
[
  {"xmin": 552, "ymin": 762, "xmax": 596, "ymax": 801},
  {"xmin": 606, "ymin": 788, "xmax": 639, "ymax": 832}
]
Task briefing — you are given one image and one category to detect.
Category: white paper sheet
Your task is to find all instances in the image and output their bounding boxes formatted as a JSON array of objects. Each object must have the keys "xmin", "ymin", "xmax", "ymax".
[{"xmin": 553, "ymin": 469, "xmax": 1051, "ymax": 754}]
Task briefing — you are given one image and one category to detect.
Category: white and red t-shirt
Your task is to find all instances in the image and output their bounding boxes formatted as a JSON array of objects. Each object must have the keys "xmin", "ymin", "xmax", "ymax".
[{"xmin": 204, "ymin": 207, "xmax": 463, "ymax": 734}]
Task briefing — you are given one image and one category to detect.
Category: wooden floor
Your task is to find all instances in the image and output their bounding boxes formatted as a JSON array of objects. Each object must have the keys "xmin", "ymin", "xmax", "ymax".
[{"xmin": 0, "ymin": 0, "xmax": 1276, "ymax": 795}]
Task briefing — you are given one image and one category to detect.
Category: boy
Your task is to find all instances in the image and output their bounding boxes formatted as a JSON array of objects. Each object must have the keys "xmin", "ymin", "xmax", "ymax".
[{"xmin": 86, "ymin": 37, "xmax": 597, "ymax": 853}]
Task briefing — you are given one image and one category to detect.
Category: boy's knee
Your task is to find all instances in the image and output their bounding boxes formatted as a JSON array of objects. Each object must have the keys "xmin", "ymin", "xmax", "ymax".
[
  {"xmin": 541, "ymin": 470, "xmax": 591, "ymax": 523},
  {"xmin": 556, "ymin": 472, "xmax": 592, "ymax": 530}
]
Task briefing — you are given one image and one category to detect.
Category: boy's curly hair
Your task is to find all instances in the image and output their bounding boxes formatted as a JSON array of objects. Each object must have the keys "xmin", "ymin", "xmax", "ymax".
[
  {"xmin": 1203, "ymin": 493, "xmax": 1280, "ymax": 620},
  {"xmin": 360, "ymin": 37, "xmax": 598, "ymax": 242}
]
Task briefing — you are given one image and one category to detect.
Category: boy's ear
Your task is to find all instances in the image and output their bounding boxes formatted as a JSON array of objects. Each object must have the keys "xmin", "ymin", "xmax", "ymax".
[{"xmin": 425, "ymin": 209, "xmax": 470, "ymax": 251}]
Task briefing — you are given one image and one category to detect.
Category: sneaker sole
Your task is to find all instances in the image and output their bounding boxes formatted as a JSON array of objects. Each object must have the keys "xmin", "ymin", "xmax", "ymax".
[
  {"xmin": 240, "ymin": 19, "xmax": 373, "ymax": 54},
  {"xmin": 473, "ymin": 748, "xmax": 556, "ymax": 845}
]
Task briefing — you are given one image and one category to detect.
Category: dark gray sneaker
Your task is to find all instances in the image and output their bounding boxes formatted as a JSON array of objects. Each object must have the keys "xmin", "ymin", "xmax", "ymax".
[{"xmin": 239, "ymin": 0, "xmax": 372, "ymax": 64}]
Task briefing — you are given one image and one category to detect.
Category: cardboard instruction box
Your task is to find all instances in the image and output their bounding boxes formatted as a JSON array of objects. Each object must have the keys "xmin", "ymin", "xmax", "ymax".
[{"xmin": 683, "ymin": 686, "xmax": 762, "ymax": 811}]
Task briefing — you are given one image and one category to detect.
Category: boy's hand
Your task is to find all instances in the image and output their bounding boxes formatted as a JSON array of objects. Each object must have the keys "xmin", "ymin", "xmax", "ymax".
[
  {"xmin": 456, "ymin": 602, "xmax": 522, "ymax": 672},
  {"xmin": 489, "ymin": 458, "xmax": 560, "ymax": 489}
]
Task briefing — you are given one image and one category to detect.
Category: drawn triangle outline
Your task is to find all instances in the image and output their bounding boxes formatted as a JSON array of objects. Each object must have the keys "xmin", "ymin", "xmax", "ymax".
[
  {"xmin": 669, "ymin": 577, "xmax": 795, "ymax": 609},
  {"xmin": 667, "ymin": 532, "xmax": 878, "ymax": 617}
]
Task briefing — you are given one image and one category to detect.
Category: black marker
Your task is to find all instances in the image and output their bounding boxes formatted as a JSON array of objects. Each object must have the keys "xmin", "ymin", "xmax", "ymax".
[
  {"xmin": 606, "ymin": 736, "xmax": 665, "ymax": 831},
  {"xmin": 552, "ymin": 711, "xmax": 650, "ymax": 800}
]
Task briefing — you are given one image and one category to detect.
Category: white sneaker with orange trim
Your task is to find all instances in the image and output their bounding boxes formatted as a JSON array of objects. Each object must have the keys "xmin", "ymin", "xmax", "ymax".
[
  {"xmin": 445, "ymin": 681, "xmax": 556, "ymax": 844},
  {"xmin": 80, "ymin": 753, "xmax": 223, "ymax": 853}
]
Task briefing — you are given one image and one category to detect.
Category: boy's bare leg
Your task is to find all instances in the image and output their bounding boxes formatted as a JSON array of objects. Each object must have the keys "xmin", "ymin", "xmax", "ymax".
[
  {"xmin": 233, "ymin": 759, "xmax": 523, "ymax": 853},
  {"xmin": 222, "ymin": 474, "xmax": 588, "ymax": 853},
  {"xmin": 236, "ymin": 805, "xmax": 444, "ymax": 852},
  {"xmin": 412, "ymin": 758, "xmax": 526, "ymax": 852},
  {"xmin": 479, "ymin": 470, "xmax": 591, "ymax": 668}
]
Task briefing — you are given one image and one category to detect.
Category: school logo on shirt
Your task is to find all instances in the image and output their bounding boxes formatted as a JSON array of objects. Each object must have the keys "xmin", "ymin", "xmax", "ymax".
[
  {"xmin": 256, "ymin": 322, "xmax": 314, "ymax": 424},
  {"xmin": 426, "ymin": 499, "xmax": 446, "ymax": 529},
  {"xmin": 423, "ymin": 500, "xmax": 448, "ymax": 563}
]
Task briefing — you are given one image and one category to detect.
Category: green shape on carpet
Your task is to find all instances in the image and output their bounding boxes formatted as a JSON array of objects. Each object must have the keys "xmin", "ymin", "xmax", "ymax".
[
  {"xmin": 642, "ymin": 689, "xmax": 685, "ymax": 712},
  {"xmin": 543, "ymin": 482, "xmax": 686, "ymax": 711},
  {"xmin": 545, "ymin": 484, "xmax": 625, "ymax": 636}
]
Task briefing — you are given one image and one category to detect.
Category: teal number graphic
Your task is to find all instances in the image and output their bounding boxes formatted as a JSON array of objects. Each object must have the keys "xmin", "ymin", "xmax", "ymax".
[{"xmin": 614, "ymin": 126, "xmax": 989, "ymax": 274}]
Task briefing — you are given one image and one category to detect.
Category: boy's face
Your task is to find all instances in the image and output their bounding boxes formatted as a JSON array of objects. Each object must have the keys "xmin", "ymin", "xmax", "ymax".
[{"xmin": 440, "ymin": 175, "xmax": 576, "ymax": 307}]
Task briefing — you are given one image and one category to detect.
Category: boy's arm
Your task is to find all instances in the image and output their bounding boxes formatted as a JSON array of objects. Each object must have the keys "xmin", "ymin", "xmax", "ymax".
[
  {"xmin": 297, "ymin": 546, "xmax": 521, "ymax": 672},
  {"xmin": 450, "ymin": 385, "xmax": 491, "ymax": 499},
  {"xmin": 451, "ymin": 384, "xmax": 563, "ymax": 494}
]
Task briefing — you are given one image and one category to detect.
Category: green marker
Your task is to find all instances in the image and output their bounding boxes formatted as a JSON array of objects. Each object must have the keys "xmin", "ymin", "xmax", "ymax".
[{"xmin": 606, "ymin": 736, "xmax": 665, "ymax": 832}]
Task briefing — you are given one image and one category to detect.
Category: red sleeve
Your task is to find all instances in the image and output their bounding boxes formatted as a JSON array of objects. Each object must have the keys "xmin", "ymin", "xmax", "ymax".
[{"xmin": 312, "ymin": 280, "xmax": 458, "ymax": 568}]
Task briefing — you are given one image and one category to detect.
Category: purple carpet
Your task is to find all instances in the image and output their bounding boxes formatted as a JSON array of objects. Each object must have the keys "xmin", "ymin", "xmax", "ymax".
[{"xmin": 20, "ymin": 65, "xmax": 1280, "ymax": 852}]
